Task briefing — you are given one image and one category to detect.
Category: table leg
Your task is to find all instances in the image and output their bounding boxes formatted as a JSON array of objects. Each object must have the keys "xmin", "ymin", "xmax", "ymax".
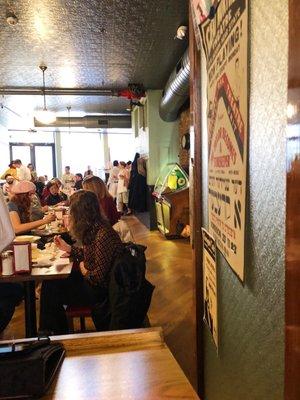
[{"xmin": 23, "ymin": 281, "xmax": 37, "ymax": 337}]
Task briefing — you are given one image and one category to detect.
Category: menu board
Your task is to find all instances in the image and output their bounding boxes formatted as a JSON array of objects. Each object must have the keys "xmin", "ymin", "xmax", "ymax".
[{"xmin": 200, "ymin": 0, "xmax": 248, "ymax": 281}]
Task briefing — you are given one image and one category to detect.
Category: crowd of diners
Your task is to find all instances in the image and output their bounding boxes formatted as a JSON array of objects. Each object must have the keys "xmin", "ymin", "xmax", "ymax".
[{"xmin": 0, "ymin": 153, "xmax": 149, "ymax": 335}]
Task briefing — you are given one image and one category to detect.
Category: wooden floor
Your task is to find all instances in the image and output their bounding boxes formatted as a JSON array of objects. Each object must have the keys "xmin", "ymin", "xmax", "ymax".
[{"xmin": 0, "ymin": 216, "xmax": 197, "ymax": 388}]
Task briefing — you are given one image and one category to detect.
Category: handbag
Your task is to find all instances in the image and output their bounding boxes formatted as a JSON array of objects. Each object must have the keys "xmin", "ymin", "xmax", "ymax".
[{"xmin": 0, "ymin": 337, "xmax": 65, "ymax": 399}]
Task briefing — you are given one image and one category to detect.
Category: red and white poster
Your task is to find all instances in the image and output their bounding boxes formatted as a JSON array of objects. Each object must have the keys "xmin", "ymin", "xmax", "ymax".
[
  {"xmin": 201, "ymin": 0, "xmax": 248, "ymax": 281},
  {"xmin": 190, "ymin": 0, "xmax": 220, "ymax": 50}
]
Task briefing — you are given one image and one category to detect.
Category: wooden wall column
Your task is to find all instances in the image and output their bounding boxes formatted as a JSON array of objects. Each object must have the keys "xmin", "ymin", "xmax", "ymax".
[
  {"xmin": 285, "ymin": 1, "xmax": 300, "ymax": 399},
  {"xmin": 189, "ymin": 6, "xmax": 204, "ymax": 398}
]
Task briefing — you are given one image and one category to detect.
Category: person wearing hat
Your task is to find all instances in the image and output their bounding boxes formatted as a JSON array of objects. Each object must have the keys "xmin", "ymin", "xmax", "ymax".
[{"xmin": 7, "ymin": 180, "xmax": 56, "ymax": 235}]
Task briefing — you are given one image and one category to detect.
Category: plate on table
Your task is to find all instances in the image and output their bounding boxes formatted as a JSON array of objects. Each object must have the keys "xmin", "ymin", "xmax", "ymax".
[
  {"xmin": 32, "ymin": 259, "xmax": 52, "ymax": 267},
  {"xmin": 31, "ymin": 229, "xmax": 53, "ymax": 237},
  {"xmin": 13, "ymin": 235, "xmax": 41, "ymax": 243},
  {"xmin": 32, "ymin": 227, "xmax": 67, "ymax": 236}
]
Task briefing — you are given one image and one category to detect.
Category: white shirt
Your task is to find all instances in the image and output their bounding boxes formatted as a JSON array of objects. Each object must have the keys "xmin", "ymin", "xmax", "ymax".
[
  {"xmin": 108, "ymin": 166, "xmax": 119, "ymax": 198},
  {"xmin": 61, "ymin": 173, "xmax": 75, "ymax": 189},
  {"xmin": 17, "ymin": 165, "xmax": 32, "ymax": 181},
  {"xmin": 108, "ymin": 166, "xmax": 119, "ymax": 185},
  {"xmin": 117, "ymin": 168, "xmax": 129, "ymax": 194}
]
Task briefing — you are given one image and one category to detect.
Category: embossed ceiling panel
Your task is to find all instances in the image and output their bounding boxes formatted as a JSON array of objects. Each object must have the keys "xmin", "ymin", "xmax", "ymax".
[{"xmin": 0, "ymin": 0, "xmax": 188, "ymax": 126}]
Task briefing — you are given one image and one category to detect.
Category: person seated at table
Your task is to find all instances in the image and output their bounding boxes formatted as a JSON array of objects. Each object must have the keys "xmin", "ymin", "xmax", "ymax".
[
  {"xmin": 7, "ymin": 181, "xmax": 55, "ymax": 235},
  {"xmin": 53, "ymin": 178, "xmax": 68, "ymax": 202},
  {"xmin": 74, "ymin": 173, "xmax": 83, "ymax": 190},
  {"xmin": 41, "ymin": 178, "xmax": 66, "ymax": 205},
  {"xmin": 0, "ymin": 283, "xmax": 23, "ymax": 333},
  {"xmin": 82, "ymin": 175, "xmax": 119, "ymax": 226},
  {"xmin": 35, "ymin": 176, "xmax": 46, "ymax": 200},
  {"xmin": 31, "ymin": 193, "xmax": 48, "ymax": 221},
  {"xmin": 39, "ymin": 190, "xmax": 123, "ymax": 335},
  {"xmin": 2, "ymin": 174, "xmax": 17, "ymax": 198},
  {"xmin": 45, "ymin": 180, "xmax": 67, "ymax": 206}
]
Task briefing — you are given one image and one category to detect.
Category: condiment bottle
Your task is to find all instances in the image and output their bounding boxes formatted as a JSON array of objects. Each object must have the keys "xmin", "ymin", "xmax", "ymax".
[{"xmin": 1, "ymin": 250, "xmax": 14, "ymax": 276}]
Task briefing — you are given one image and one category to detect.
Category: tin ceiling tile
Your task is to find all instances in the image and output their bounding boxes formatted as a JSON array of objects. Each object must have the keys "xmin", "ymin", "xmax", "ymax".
[{"xmin": 0, "ymin": 0, "xmax": 188, "ymax": 126}]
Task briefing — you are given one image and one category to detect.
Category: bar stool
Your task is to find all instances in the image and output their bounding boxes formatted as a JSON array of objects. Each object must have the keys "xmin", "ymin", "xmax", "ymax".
[{"xmin": 66, "ymin": 305, "xmax": 92, "ymax": 333}]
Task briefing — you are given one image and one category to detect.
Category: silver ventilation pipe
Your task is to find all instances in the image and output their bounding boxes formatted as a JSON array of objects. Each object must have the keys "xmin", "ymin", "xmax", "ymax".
[
  {"xmin": 34, "ymin": 115, "xmax": 131, "ymax": 129},
  {"xmin": 159, "ymin": 48, "xmax": 190, "ymax": 122}
]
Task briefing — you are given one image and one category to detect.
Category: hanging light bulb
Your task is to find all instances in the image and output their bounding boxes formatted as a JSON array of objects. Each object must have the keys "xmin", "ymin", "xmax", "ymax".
[
  {"xmin": 34, "ymin": 65, "xmax": 56, "ymax": 124},
  {"xmin": 35, "ymin": 109, "xmax": 56, "ymax": 124}
]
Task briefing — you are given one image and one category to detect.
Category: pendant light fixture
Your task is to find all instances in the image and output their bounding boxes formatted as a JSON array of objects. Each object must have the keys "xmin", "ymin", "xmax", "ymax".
[{"xmin": 34, "ymin": 65, "xmax": 56, "ymax": 124}]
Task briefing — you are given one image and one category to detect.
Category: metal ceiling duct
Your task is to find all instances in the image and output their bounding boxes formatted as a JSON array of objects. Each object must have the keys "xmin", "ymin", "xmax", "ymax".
[
  {"xmin": 34, "ymin": 115, "xmax": 131, "ymax": 129},
  {"xmin": 159, "ymin": 48, "xmax": 190, "ymax": 122}
]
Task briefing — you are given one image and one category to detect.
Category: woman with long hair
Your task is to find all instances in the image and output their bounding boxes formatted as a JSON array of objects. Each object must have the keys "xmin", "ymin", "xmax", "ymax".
[
  {"xmin": 8, "ymin": 181, "xmax": 55, "ymax": 234},
  {"xmin": 45, "ymin": 180, "xmax": 67, "ymax": 206},
  {"xmin": 39, "ymin": 190, "xmax": 123, "ymax": 334},
  {"xmin": 83, "ymin": 175, "xmax": 119, "ymax": 225}
]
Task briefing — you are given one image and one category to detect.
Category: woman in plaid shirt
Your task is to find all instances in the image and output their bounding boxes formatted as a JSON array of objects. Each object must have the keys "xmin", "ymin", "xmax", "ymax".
[{"xmin": 39, "ymin": 190, "xmax": 123, "ymax": 335}]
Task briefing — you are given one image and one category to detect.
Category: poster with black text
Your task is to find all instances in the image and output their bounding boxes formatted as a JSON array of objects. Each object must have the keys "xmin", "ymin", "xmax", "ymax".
[
  {"xmin": 202, "ymin": 228, "xmax": 218, "ymax": 349},
  {"xmin": 190, "ymin": 0, "xmax": 220, "ymax": 51},
  {"xmin": 201, "ymin": 0, "xmax": 248, "ymax": 281}
]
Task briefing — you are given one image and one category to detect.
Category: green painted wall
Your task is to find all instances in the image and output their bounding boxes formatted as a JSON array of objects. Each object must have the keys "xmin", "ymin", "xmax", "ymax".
[
  {"xmin": 200, "ymin": 1, "xmax": 287, "ymax": 399},
  {"xmin": 146, "ymin": 90, "xmax": 179, "ymax": 185}
]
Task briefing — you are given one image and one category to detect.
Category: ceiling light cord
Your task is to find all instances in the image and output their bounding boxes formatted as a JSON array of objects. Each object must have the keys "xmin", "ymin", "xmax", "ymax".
[
  {"xmin": 67, "ymin": 106, "xmax": 71, "ymax": 134},
  {"xmin": 35, "ymin": 65, "xmax": 56, "ymax": 124},
  {"xmin": 40, "ymin": 65, "xmax": 47, "ymax": 110},
  {"xmin": 42, "ymin": 69, "xmax": 46, "ymax": 110}
]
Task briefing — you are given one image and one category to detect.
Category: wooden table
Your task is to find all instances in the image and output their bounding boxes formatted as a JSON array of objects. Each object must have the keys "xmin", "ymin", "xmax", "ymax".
[
  {"xmin": 0, "ymin": 263, "xmax": 72, "ymax": 338},
  {"xmin": 41, "ymin": 328, "xmax": 199, "ymax": 399}
]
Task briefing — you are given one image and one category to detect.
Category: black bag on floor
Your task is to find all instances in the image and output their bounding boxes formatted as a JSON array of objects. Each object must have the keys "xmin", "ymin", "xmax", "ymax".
[{"xmin": 0, "ymin": 337, "xmax": 65, "ymax": 399}]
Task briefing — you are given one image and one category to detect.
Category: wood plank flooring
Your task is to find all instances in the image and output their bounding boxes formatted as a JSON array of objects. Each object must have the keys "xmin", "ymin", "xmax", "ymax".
[{"xmin": 0, "ymin": 216, "xmax": 197, "ymax": 388}]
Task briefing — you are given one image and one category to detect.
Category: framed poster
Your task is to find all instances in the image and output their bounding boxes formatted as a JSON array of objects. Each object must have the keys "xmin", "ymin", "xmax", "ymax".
[
  {"xmin": 200, "ymin": 0, "xmax": 248, "ymax": 281},
  {"xmin": 202, "ymin": 228, "xmax": 218, "ymax": 349},
  {"xmin": 190, "ymin": 1, "xmax": 220, "ymax": 50}
]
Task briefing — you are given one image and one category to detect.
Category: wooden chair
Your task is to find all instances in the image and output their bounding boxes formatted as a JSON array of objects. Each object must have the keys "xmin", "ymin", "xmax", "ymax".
[{"xmin": 66, "ymin": 305, "xmax": 92, "ymax": 333}]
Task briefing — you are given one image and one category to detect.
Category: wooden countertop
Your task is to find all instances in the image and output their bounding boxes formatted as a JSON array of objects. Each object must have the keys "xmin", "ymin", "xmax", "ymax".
[{"xmin": 42, "ymin": 328, "xmax": 199, "ymax": 399}]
